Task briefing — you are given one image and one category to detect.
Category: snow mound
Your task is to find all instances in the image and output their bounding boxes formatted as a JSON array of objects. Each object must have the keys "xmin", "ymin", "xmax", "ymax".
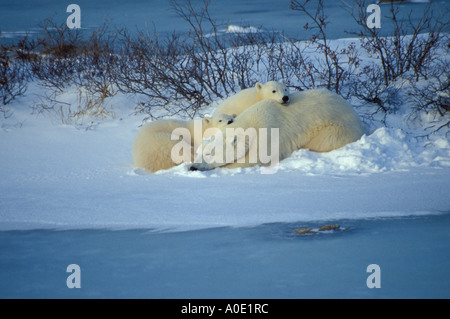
[
  {"xmin": 225, "ymin": 25, "xmax": 261, "ymax": 34},
  {"xmin": 158, "ymin": 127, "xmax": 450, "ymax": 177},
  {"xmin": 282, "ymin": 127, "xmax": 449, "ymax": 175}
]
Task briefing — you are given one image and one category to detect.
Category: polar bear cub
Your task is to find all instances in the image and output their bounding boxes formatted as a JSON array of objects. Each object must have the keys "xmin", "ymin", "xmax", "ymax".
[
  {"xmin": 191, "ymin": 89, "xmax": 364, "ymax": 172},
  {"xmin": 133, "ymin": 114, "xmax": 236, "ymax": 172},
  {"xmin": 212, "ymin": 80, "xmax": 289, "ymax": 117}
]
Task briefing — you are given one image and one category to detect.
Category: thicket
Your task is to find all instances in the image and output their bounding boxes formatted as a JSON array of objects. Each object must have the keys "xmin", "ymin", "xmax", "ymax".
[{"xmin": 0, "ymin": 0, "xmax": 448, "ymax": 132}]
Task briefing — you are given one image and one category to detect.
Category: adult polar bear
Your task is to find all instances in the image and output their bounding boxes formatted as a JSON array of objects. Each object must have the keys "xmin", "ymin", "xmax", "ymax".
[
  {"xmin": 212, "ymin": 80, "xmax": 290, "ymax": 117},
  {"xmin": 133, "ymin": 114, "xmax": 235, "ymax": 172},
  {"xmin": 191, "ymin": 89, "xmax": 364, "ymax": 171}
]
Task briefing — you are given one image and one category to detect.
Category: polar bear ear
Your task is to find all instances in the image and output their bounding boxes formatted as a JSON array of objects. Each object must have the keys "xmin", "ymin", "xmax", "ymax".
[
  {"xmin": 255, "ymin": 82, "xmax": 263, "ymax": 91},
  {"xmin": 203, "ymin": 117, "xmax": 211, "ymax": 124},
  {"xmin": 279, "ymin": 79, "xmax": 285, "ymax": 84}
]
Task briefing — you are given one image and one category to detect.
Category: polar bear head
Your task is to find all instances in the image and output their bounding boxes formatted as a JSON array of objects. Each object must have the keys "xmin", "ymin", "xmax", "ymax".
[
  {"xmin": 203, "ymin": 113, "xmax": 236, "ymax": 127},
  {"xmin": 202, "ymin": 113, "xmax": 236, "ymax": 138},
  {"xmin": 255, "ymin": 80, "xmax": 290, "ymax": 105}
]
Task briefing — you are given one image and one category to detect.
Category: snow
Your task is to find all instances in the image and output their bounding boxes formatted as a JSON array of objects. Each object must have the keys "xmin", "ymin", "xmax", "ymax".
[
  {"xmin": 225, "ymin": 25, "xmax": 261, "ymax": 34},
  {"xmin": 1, "ymin": 78, "xmax": 449, "ymax": 232}
]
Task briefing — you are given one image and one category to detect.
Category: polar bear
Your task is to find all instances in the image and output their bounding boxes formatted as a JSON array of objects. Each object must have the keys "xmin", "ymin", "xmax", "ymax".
[
  {"xmin": 133, "ymin": 114, "xmax": 236, "ymax": 172},
  {"xmin": 191, "ymin": 89, "xmax": 364, "ymax": 171},
  {"xmin": 212, "ymin": 80, "xmax": 290, "ymax": 117}
]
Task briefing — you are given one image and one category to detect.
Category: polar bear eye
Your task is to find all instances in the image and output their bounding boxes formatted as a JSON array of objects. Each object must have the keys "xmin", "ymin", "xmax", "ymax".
[
  {"xmin": 272, "ymin": 90, "xmax": 276, "ymax": 93},
  {"xmin": 219, "ymin": 120, "xmax": 222, "ymax": 122}
]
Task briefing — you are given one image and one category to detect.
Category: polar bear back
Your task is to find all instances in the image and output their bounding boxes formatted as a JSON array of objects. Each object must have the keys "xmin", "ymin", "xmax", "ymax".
[
  {"xmin": 284, "ymin": 89, "xmax": 364, "ymax": 152},
  {"xmin": 212, "ymin": 80, "xmax": 289, "ymax": 117},
  {"xmin": 212, "ymin": 87, "xmax": 260, "ymax": 117},
  {"xmin": 191, "ymin": 88, "xmax": 364, "ymax": 171},
  {"xmin": 133, "ymin": 114, "xmax": 236, "ymax": 172}
]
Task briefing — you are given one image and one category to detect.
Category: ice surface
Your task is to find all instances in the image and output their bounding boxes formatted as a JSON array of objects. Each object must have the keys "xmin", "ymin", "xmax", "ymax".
[
  {"xmin": 1, "ymin": 214, "xmax": 449, "ymax": 299},
  {"xmin": 0, "ymin": 0, "xmax": 441, "ymax": 42}
]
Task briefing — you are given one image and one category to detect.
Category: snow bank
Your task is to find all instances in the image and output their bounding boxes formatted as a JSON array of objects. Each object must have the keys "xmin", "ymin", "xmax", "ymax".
[
  {"xmin": 225, "ymin": 25, "xmax": 261, "ymax": 34},
  {"xmin": 159, "ymin": 126, "xmax": 449, "ymax": 178},
  {"xmin": 281, "ymin": 127, "xmax": 450, "ymax": 175},
  {"xmin": 0, "ymin": 30, "xmax": 40, "ymax": 38}
]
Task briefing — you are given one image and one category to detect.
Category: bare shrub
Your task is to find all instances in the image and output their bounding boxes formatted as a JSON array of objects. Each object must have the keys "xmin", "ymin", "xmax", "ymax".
[
  {"xmin": 114, "ymin": 0, "xmax": 288, "ymax": 119},
  {"xmin": 333, "ymin": 0, "xmax": 450, "ymax": 132},
  {"xmin": 29, "ymin": 19, "xmax": 81, "ymax": 92},
  {"xmin": 408, "ymin": 55, "xmax": 450, "ymax": 134},
  {"xmin": 28, "ymin": 19, "xmax": 118, "ymax": 122},
  {"xmin": 114, "ymin": 30, "xmax": 201, "ymax": 119},
  {"xmin": 0, "ymin": 41, "xmax": 28, "ymax": 113},
  {"xmin": 347, "ymin": 0, "xmax": 448, "ymax": 85},
  {"xmin": 290, "ymin": 0, "xmax": 361, "ymax": 94}
]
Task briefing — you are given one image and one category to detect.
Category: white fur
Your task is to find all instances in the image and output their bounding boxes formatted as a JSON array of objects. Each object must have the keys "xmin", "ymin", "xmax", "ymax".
[
  {"xmin": 212, "ymin": 80, "xmax": 289, "ymax": 117},
  {"xmin": 192, "ymin": 89, "xmax": 364, "ymax": 170},
  {"xmin": 133, "ymin": 114, "xmax": 236, "ymax": 172}
]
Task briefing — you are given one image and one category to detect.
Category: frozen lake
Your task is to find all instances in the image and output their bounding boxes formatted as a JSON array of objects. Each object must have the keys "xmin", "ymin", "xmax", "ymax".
[
  {"xmin": 1, "ymin": 0, "xmax": 448, "ymax": 41},
  {"xmin": 1, "ymin": 213, "xmax": 449, "ymax": 299}
]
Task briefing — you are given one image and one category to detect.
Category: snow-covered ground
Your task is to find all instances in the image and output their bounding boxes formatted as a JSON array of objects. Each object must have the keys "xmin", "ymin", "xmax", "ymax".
[{"xmin": 1, "ymin": 81, "xmax": 449, "ymax": 231}]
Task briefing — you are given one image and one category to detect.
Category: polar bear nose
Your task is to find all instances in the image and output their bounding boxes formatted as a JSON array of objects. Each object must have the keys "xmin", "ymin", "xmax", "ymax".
[
  {"xmin": 282, "ymin": 96, "xmax": 289, "ymax": 103},
  {"xmin": 227, "ymin": 119, "xmax": 234, "ymax": 124}
]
